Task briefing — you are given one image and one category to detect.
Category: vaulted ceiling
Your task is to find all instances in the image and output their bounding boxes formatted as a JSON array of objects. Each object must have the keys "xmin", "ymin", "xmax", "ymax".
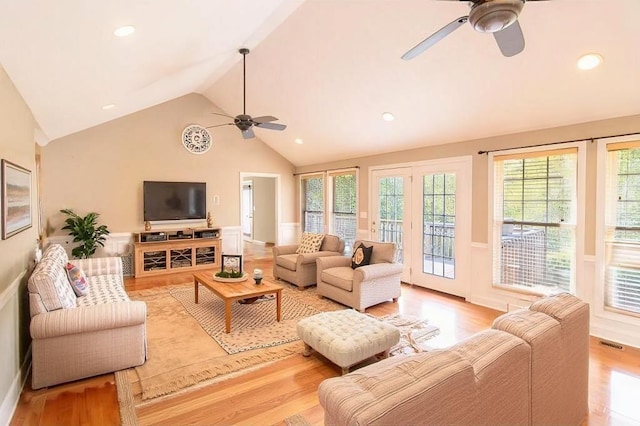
[{"xmin": 1, "ymin": 0, "xmax": 639, "ymax": 166}]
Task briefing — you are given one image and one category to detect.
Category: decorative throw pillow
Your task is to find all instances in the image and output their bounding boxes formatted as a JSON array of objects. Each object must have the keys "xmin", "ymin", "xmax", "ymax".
[
  {"xmin": 65, "ymin": 262, "xmax": 88, "ymax": 297},
  {"xmin": 351, "ymin": 243, "xmax": 373, "ymax": 269},
  {"xmin": 296, "ymin": 232, "xmax": 325, "ymax": 254}
]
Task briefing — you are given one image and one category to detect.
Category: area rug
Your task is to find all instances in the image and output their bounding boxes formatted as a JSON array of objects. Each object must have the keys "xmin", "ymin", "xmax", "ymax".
[
  {"xmin": 123, "ymin": 282, "xmax": 343, "ymax": 403},
  {"xmin": 116, "ymin": 282, "xmax": 440, "ymax": 424},
  {"xmin": 381, "ymin": 314, "xmax": 441, "ymax": 355},
  {"xmin": 170, "ymin": 285, "xmax": 328, "ymax": 354}
]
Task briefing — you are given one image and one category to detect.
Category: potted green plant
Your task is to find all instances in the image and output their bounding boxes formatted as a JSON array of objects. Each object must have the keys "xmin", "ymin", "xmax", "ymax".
[{"xmin": 60, "ymin": 208, "xmax": 110, "ymax": 259}]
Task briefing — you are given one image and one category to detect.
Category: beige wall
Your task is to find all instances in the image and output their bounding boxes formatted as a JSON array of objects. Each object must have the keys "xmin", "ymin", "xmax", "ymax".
[
  {"xmin": 295, "ymin": 114, "xmax": 640, "ymax": 255},
  {"xmin": 0, "ymin": 66, "xmax": 39, "ymax": 422},
  {"xmin": 41, "ymin": 94, "xmax": 296, "ymax": 236},
  {"xmin": 252, "ymin": 176, "xmax": 277, "ymax": 244}
]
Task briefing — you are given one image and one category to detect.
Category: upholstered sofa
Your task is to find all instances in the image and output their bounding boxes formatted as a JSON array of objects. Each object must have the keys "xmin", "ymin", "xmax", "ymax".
[
  {"xmin": 28, "ymin": 244, "xmax": 147, "ymax": 389},
  {"xmin": 273, "ymin": 234, "xmax": 345, "ymax": 289},
  {"xmin": 316, "ymin": 240, "xmax": 402, "ymax": 311},
  {"xmin": 319, "ymin": 293, "xmax": 589, "ymax": 425}
]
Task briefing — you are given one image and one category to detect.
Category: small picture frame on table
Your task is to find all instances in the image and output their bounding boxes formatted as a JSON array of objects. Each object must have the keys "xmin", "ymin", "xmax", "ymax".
[{"xmin": 221, "ymin": 254, "xmax": 243, "ymax": 274}]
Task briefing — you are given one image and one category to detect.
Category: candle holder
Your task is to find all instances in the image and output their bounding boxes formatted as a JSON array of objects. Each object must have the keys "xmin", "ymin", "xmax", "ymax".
[{"xmin": 253, "ymin": 268, "xmax": 263, "ymax": 285}]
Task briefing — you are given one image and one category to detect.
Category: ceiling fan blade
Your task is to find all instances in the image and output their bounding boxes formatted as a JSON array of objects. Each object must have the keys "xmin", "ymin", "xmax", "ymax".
[
  {"xmin": 242, "ymin": 127, "xmax": 256, "ymax": 139},
  {"xmin": 205, "ymin": 123, "xmax": 234, "ymax": 129},
  {"xmin": 210, "ymin": 112, "xmax": 235, "ymax": 119},
  {"xmin": 493, "ymin": 20, "xmax": 525, "ymax": 57},
  {"xmin": 252, "ymin": 115, "xmax": 278, "ymax": 123},
  {"xmin": 402, "ymin": 16, "xmax": 469, "ymax": 60},
  {"xmin": 255, "ymin": 122, "xmax": 287, "ymax": 131}
]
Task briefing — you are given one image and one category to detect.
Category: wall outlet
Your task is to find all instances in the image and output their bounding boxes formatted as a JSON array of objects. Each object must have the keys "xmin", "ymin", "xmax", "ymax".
[{"xmin": 213, "ymin": 195, "xmax": 220, "ymax": 205}]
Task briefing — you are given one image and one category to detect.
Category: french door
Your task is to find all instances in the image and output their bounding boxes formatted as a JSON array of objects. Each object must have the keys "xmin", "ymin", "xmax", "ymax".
[
  {"xmin": 371, "ymin": 157, "xmax": 472, "ymax": 297},
  {"xmin": 371, "ymin": 168, "xmax": 412, "ymax": 282}
]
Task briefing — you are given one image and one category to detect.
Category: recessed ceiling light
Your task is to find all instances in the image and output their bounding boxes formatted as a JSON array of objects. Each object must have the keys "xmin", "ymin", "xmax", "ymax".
[
  {"xmin": 114, "ymin": 25, "xmax": 135, "ymax": 37},
  {"xmin": 102, "ymin": 104, "xmax": 116, "ymax": 110},
  {"xmin": 295, "ymin": 138, "xmax": 304, "ymax": 145},
  {"xmin": 382, "ymin": 112, "xmax": 395, "ymax": 121},
  {"xmin": 577, "ymin": 53, "xmax": 603, "ymax": 70}
]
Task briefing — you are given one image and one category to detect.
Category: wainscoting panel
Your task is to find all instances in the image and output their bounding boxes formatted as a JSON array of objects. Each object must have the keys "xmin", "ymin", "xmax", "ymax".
[
  {"xmin": 45, "ymin": 233, "xmax": 134, "ymax": 257},
  {"xmin": 0, "ymin": 271, "xmax": 28, "ymax": 426},
  {"xmin": 279, "ymin": 223, "xmax": 300, "ymax": 246}
]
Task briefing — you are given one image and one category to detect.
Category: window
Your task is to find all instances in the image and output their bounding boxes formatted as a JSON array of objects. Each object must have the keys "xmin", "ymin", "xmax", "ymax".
[
  {"xmin": 300, "ymin": 170, "xmax": 358, "ymax": 251},
  {"xmin": 492, "ymin": 147, "xmax": 579, "ymax": 294},
  {"xmin": 301, "ymin": 175, "xmax": 324, "ymax": 234},
  {"xmin": 603, "ymin": 141, "xmax": 640, "ymax": 315},
  {"xmin": 330, "ymin": 171, "xmax": 357, "ymax": 250}
]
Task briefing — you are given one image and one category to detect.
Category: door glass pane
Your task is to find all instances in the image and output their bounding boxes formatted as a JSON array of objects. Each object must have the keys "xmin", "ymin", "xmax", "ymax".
[
  {"xmin": 378, "ymin": 176, "xmax": 404, "ymax": 262},
  {"xmin": 423, "ymin": 173, "xmax": 455, "ymax": 279}
]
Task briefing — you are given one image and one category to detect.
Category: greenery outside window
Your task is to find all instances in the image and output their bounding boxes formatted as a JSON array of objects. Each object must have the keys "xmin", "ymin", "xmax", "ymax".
[
  {"xmin": 301, "ymin": 174, "xmax": 324, "ymax": 234},
  {"xmin": 300, "ymin": 169, "xmax": 357, "ymax": 252},
  {"xmin": 330, "ymin": 171, "xmax": 357, "ymax": 252}
]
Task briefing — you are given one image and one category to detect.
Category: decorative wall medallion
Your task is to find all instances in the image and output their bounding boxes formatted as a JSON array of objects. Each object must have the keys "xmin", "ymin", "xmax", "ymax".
[{"xmin": 181, "ymin": 125, "xmax": 212, "ymax": 154}]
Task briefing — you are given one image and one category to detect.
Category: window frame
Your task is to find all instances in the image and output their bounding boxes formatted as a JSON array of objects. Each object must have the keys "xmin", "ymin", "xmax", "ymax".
[
  {"xmin": 327, "ymin": 169, "xmax": 358, "ymax": 252},
  {"xmin": 595, "ymin": 135, "xmax": 640, "ymax": 326},
  {"xmin": 300, "ymin": 173, "xmax": 325, "ymax": 234},
  {"xmin": 299, "ymin": 168, "xmax": 359, "ymax": 245},
  {"xmin": 488, "ymin": 141, "xmax": 586, "ymax": 298}
]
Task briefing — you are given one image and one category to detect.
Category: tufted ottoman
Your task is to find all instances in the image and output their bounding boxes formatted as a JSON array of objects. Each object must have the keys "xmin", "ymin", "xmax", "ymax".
[{"xmin": 296, "ymin": 310, "xmax": 400, "ymax": 374}]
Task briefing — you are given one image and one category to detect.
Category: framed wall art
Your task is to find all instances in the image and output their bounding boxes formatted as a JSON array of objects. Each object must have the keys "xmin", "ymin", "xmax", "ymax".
[{"xmin": 2, "ymin": 159, "xmax": 32, "ymax": 239}]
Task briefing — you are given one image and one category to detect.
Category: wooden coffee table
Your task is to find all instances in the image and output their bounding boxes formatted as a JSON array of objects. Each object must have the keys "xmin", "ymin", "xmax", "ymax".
[{"xmin": 193, "ymin": 272, "xmax": 283, "ymax": 333}]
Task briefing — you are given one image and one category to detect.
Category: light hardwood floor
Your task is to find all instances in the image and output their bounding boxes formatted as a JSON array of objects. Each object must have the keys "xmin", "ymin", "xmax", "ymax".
[{"xmin": 11, "ymin": 242, "xmax": 640, "ymax": 425}]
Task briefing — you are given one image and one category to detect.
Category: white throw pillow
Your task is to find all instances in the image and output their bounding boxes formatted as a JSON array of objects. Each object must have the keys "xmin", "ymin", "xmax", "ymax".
[{"xmin": 296, "ymin": 232, "xmax": 325, "ymax": 254}]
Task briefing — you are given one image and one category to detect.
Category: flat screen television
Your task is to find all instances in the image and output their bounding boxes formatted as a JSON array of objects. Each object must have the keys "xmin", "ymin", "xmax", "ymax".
[{"xmin": 143, "ymin": 181, "xmax": 206, "ymax": 222}]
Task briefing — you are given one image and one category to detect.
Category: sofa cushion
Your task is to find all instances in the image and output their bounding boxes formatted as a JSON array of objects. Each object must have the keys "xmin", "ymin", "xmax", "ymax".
[
  {"xmin": 275, "ymin": 253, "xmax": 298, "ymax": 271},
  {"xmin": 321, "ymin": 267, "xmax": 354, "ymax": 292},
  {"xmin": 296, "ymin": 232, "xmax": 325, "ymax": 254},
  {"xmin": 28, "ymin": 259, "xmax": 77, "ymax": 311},
  {"xmin": 66, "ymin": 263, "xmax": 88, "ymax": 296},
  {"xmin": 76, "ymin": 274, "xmax": 130, "ymax": 307},
  {"xmin": 320, "ymin": 234, "xmax": 342, "ymax": 252},
  {"xmin": 43, "ymin": 244, "xmax": 70, "ymax": 268},
  {"xmin": 354, "ymin": 240, "xmax": 396, "ymax": 264},
  {"xmin": 351, "ymin": 243, "xmax": 373, "ymax": 269}
]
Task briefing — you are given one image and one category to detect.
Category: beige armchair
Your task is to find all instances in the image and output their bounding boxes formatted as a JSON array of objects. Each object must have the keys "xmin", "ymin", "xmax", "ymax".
[
  {"xmin": 316, "ymin": 240, "xmax": 402, "ymax": 312},
  {"xmin": 273, "ymin": 234, "xmax": 345, "ymax": 289}
]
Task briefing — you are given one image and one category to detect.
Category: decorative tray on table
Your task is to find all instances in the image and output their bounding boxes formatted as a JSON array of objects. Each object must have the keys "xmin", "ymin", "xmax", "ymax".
[{"xmin": 212, "ymin": 273, "xmax": 248, "ymax": 283}]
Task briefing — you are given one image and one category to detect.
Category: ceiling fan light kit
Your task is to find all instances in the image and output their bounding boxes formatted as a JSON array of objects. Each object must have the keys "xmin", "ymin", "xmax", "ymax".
[
  {"xmin": 206, "ymin": 48, "xmax": 286, "ymax": 140},
  {"xmin": 469, "ymin": 0, "xmax": 524, "ymax": 33}
]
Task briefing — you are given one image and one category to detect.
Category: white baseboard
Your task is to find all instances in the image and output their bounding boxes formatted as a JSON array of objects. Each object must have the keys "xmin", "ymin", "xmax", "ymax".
[{"xmin": 466, "ymin": 294, "xmax": 507, "ymax": 313}]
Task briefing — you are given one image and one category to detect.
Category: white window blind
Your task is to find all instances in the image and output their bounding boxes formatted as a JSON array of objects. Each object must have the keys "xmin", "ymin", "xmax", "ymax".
[
  {"xmin": 492, "ymin": 148, "xmax": 578, "ymax": 294},
  {"xmin": 329, "ymin": 171, "xmax": 357, "ymax": 250},
  {"xmin": 301, "ymin": 174, "xmax": 324, "ymax": 234},
  {"xmin": 604, "ymin": 142, "xmax": 640, "ymax": 315}
]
